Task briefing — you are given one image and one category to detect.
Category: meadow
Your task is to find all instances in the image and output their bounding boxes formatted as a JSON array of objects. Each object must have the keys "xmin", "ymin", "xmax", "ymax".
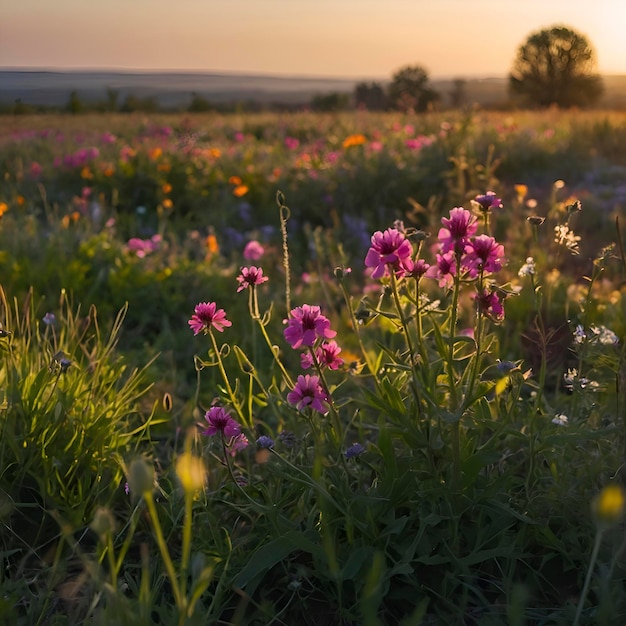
[{"xmin": 0, "ymin": 109, "xmax": 625, "ymax": 625}]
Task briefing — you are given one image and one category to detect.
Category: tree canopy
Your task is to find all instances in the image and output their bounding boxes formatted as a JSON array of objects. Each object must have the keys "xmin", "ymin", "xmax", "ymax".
[
  {"xmin": 509, "ymin": 25, "xmax": 604, "ymax": 108},
  {"xmin": 388, "ymin": 65, "xmax": 439, "ymax": 113}
]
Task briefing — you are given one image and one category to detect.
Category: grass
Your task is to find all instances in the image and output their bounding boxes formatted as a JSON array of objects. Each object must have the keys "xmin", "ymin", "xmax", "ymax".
[{"xmin": 0, "ymin": 109, "xmax": 625, "ymax": 624}]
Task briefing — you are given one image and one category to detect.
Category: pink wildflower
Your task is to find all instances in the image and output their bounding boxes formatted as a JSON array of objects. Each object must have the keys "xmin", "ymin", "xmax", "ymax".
[
  {"xmin": 287, "ymin": 375, "xmax": 328, "ymax": 413},
  {"xmin": 203, "ymin": 406, "xmax": 241, "ymax": 437},
  {"xmin": 188, "ymin": 302, "xmax": 232, "ymax": 335},
  {"xmin": 364, "ymin": 228, "xmax": 413, "ymax": 279},
  {"xmin": 284, "ymin": 305, "xmax": 336, "ymax": 349},
  {"xmin": 476, "ymin": 289, "xmax": 505, "ymax": 322},
  {"xmin": 228, "ymin": 433, "xmax": 250, "ymax": 456},
  {"xmin": 463, "ymin": 235, "xmax": 506, "ymax": 277},
  {"xmin": 243, "ymin": 240, "xmax": 265, "ymax": 261},
  {"xmin": 405, "ymin": 258, "xmax": 431, "ymax": 280},
  {"xmin": 438, "ymin": 208, "xmax": 478, "ymax": 254},
  {"xmin": 300, "ymin": 340, "xmax": 344, "ymax": 370},
  {"xmin": 237, "ymin": 266, "xmax": 268, "ymax": 292},
  {"xmin": 425, "ymin": 251, "xmax": 457, "ymax": 289}
]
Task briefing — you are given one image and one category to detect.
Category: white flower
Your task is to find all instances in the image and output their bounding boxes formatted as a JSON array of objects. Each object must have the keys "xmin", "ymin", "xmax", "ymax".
[
  {"xmin": 518, "ymin": 257, "xmax": 536, "ymax": 278},
  {"xmin": 554, "ymin": 225, "xmax": 581, "ymax": 254},
  {"xmin": 589, "ymin": 324, "xmax": 619, "ymax": 345},
  {"xmin": 552, "ymin": 414, "xmax": 569, "ymax": 426}
]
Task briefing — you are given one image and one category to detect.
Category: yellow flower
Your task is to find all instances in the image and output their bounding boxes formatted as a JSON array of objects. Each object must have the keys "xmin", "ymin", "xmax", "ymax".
[
  {"xmin": 593, "ymin": 484, "xmax": 625, "ymax": 526},
  {"xmin": 175, "ymin": 453, "xmax": 206, "ymax": 493},
  {"xmin": 514, "ymin": 184, "xmax": 528, "ymax": 200},
  {"xmin": 342, "ymin": 134, "xmax": 367, "ymax": 148}
]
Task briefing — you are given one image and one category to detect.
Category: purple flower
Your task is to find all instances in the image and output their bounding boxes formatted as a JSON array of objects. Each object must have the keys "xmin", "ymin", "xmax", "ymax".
[
  {"xmin": 256, "ymin": 435, "xmax": 275, "ymax": 449},
  {"xmin": 287, "ymin": 375, "xmax": 328, "ymax": 413},
  {"xmin": 473, "ymin": 191, "xmax": 502, "ymax": 212},
  {"xmin": 438, "ymin": 208, "xmax": 478, "ymax": 254},
  {"xmin": 300, "ymin": 340, "xmax": 344, "ymax": 370},
  {"xmin": 243, "ymin": 240, "xmax": 264, "ymax": 261},
  {"xmin": 405, "ymin": 258, "xmax": 431, "ymax": 280},
  {"xmin": 188, "ymin": 302, "xmax": 232, "ymax": 335},
  {"xmin": 284, "ymin": 305, "xmax": 336, "ymax": 349},
  {"xmin": 364, "ymin": 228, "xmax": 413, "ymax": 279},
  {"xmin": 463, "ymin": 235, "xmax": 506, "ymax": 277},
  {"xmin": 237, "ymin": 266, "xmax": 269, "ymax": 292},
  {"xmin": 345, "ymin": 443, "xmax": 366, "ymax": 459},
  {"xmin": 203, "ymin": 406, "xmax": 241, "ymax": 437},
  {"xmin": 228, "ymin": 433, "xmax": 249, "ymax": 456},
  {"xmin": 42, "ymin": 312, "xmax": 56, "ymax": 326}
]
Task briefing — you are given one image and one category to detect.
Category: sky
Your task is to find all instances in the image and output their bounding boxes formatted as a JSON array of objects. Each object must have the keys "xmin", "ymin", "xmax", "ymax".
[{"xmin": 1, "ymin": 0, "xmax": 625, "ymax": 79}]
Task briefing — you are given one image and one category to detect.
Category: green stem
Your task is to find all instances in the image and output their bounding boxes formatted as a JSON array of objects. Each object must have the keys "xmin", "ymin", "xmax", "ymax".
[
  {"xmin": 180, "ymin": 489, "xmax": 194, "ymax": 600},
  {"xmin": 573, "ymin": 529, "xmax": 603, "ymax": 626},
  {"xmin": 144, "ymin": 493, "xmax": 184, "ymax": 613}
]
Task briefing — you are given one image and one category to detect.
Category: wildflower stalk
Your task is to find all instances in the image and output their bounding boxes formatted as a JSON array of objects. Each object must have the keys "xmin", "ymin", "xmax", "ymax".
[
  {"xmin": 337, "ymin": 277, "xmax": 382, "ymax": 393},
  {"xmin": 143, "ymin": 493, "xmax": 185, "ymax": 615},
  {"xmin": 389, "ymin": 271, "xmax": 421, "ymax": 410},
  {"xmin": 277, "ymin": 191, "xmax": 292, "ymax": 314},
  {"xmin": 248, "ymin": 286, "xmax": 294, "ymax": 388},
  {"xmin": 573, "ymin": 529, "xmax": 603, "ymax": 626},
  {"xmin": 208, "ymin": 329, "xmax": 248, "ymax": 427},
  {"xmin": 179, "ymin": 487, "xmax": 194, "ymax": 602}
]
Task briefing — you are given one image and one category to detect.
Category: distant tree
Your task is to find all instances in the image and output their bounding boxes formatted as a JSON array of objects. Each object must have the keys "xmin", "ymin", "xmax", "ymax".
[
  {"xmin": 449, "ymin": 78, "xmax": 468, "ymax": 109},
  {"xmin": 310, "ymin": 92, "xmax": 350, "ymax": 112},
  {"xmin": 509, "ymin": 25, "xmax": 604, "ymax": 108},
  {"xmin": 354, "ymin": 82, "xmax": 388, "ymax": 111},
  {"xmin": 388, "ymin": 65, "xmax": 439, "ymax": 112},
  {"xmin": 120, "ymin": 94, "xmax": 158, "ymax": 113},
  {"xmin": 188, "ymin": 92, "xmax": 213, "ymax": 113},
  {"xmin": 66, "ymin": 90, "xmax": 83, "ymax": 114},
  {"xmin": 105, "ymin": 87, "xmax": 119, "ymax": 112}
]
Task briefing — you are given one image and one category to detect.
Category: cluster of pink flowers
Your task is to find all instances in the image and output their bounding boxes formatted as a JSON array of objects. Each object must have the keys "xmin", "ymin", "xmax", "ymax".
[
  {"xmin": 126, "ymin": 234, "xmax": 162, "ymax": 258},
  {"xmin": 426, "ymin": 207, "xmax": 506, "ymax": 286},
  {"xmin": 364, "ymin": 228, "xmax": 414, "ymax": 279},
  {"xmin": 283, "ymin": 304, "xmax": 343, "ymax": 413}
]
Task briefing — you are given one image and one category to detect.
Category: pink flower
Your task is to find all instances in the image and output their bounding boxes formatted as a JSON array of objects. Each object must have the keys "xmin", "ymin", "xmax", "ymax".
[
  {"xmin": 243, "ymin": 240, "xmax": 265, "ymax": 261},
  {"xmin": 300, "ymin": 340, "xmax": 344, "ymax": 370},
  {"xmin": 476, "ymin": 289, "xmax": 505, "ymax": 322},
  {"xmin": 463, "ymin": 235, "xmax": 506, "ymax": 277},
  {"xmin": 405, "ymin": 258, "xmax": 431, "ymax": 280},
  {"xmin": 203, "ymin": 406, "xmax": 241, "ymax": 437},
  {"xmin": 237, "ymin": 266, "xmax": 268, "ymax": 292},
  {"xmin": 284, "ymin": 304, "xmax": 336, "ymax": 349},
  {"xmin": 287, "ymin": 375, "xmax": 328, "ymax": 413},
  {"xmin": 228, "ymin": 433, "xmax": 250, "ymax": 456},
  {"xmin": 188, "ymin": 302, "xmax": 232, "ymax": 335},
  {"xmin": 284, "ymin": 136, "xmax": 300, "ymax": 150},
  {"xmin": 438, "ymin": 208, "xmax": 478, "ymax": 254},
  {"xmin": 364, "ymin": 228, "xmax": 413, "ymax": 279},
  {"xmin": 425, "ymin": 251, "xmax": 457, "ymax": 289}
]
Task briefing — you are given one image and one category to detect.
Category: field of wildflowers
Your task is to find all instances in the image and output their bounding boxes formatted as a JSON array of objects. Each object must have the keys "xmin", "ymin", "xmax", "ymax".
[{"xmin": 1, "ymin": 110, "xmax": 625, "ymax": 624}]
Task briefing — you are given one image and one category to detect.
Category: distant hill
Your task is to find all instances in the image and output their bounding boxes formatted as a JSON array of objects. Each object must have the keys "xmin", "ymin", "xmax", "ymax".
[{"xmin": 1, "ymin": 70, "xmax": 625, "ymax": 109}]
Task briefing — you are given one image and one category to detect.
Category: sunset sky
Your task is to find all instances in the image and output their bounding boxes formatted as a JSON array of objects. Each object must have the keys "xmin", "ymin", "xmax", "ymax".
[{"xmin": 1, "ymin": 0, "xmax": 624, "ymax": 79}]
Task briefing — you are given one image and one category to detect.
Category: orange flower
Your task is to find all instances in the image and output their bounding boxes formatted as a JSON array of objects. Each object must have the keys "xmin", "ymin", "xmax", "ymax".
[
  {"xmin": 0, "ymin": 202, "xmax": 8, "ymax": 216},
  {"xmin": 514, "ymin": 184, "xmax": 528, "ymax": 200},
  {"xmin": 209, "ymin": 147, "xmax": 221, "ymax": 159},
  {"xmin": 149, "ymin": 147, "xmax": 163, "ymax": 160},
  {"xmin": 17, "ymin": 196, "xmax": 25, "ymax": 206},
  {"xmin": 162, "ymin": 198, "xmax": 173, "ymax": 209},
  {"xmin": 228, "ymin": 175, "xmax": 242, "ymax": 185},
  {"xmin": 233, "ymin": 185, "xmax": 249, "ymax": 198},
  {"xmin": 342, "ymin": 134, "xmax": 367, "ymax": 148},
  {"xmin": 162, "ymin": 183, "xmax": 172, "ymax": 194},
  {"xmin": 103, "ymin": 166, "xmax": 115, "ymax": 177},
  {"xmin": 80, "ymin": 166, "xmax": 93, "ymax": 180},
  {"xmin": 157, "ymin": 163, "xmax": 171, "ymax": 173},
  {"xmin": 206, "ymin": 234, "xmax": 219, "ymax": 254}
]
